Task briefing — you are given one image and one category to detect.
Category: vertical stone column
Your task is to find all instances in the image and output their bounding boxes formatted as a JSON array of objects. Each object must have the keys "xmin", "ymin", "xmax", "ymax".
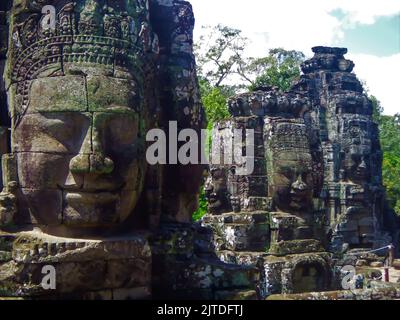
[{"xmin": 150, "ymin": 0, "xmax": 206, "ymax": 224}]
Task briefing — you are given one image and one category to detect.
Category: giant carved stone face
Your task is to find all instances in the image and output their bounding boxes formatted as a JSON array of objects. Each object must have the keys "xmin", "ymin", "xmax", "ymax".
[
  {"xmin": 13, "ymin": 74, "xmax": 146, "ymax": 227},
  {"xmin": 341, "ymin": 118, "xmax": 372, "ymax": 184},
  {"xmin": 204, "ymin": 167, "xmax": 231, "ymax": 214},
  {"xmin": 265, "ymin": 119, "xmax": 314, "ymax": 213},
  {"xmin": 343, "ymin": 148, "xmax": 371, "ymax": 183},
  {"xmin": 4, "ymin": 0, "xmax": 154, "ymax": 229}
]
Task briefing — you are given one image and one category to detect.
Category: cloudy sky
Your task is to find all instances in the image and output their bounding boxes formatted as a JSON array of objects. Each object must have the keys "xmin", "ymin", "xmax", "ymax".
[{"xmin": 188, "ymin": 0, "xmax": 400, "ymax": 115}]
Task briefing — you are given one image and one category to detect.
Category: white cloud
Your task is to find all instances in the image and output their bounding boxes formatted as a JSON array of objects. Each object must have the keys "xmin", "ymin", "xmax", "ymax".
[
  {"xmin": 190, "ymin": 0, "xmax": 400, "ymax": 54},
  {"xmin": 190, "ymin": 0, "xmax": 342, "ymax": 56},
  {"xmin": 349, "ymin": 53, "xmax": 400, "ymax": 115},
  {"xmin": 188, "ymin": 0, "xmax": 400, "ymax": 114},
  {"xmin": 329, "ymin": 0, "xmax": 400, "ymax": 25}
]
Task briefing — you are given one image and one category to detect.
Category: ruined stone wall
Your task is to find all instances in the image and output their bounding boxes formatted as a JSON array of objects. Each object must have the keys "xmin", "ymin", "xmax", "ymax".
[{"xmin": 267, "ymin": 283, "xmax": 400, "ymax": 300}]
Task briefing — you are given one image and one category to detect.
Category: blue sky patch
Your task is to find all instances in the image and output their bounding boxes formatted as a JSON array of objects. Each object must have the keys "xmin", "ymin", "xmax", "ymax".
[{"xmin": 331, "ymin": 12, "xmax": 400, "ymax": 56}]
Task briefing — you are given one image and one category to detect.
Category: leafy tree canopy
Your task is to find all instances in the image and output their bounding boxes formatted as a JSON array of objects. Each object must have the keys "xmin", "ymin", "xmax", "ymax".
[{"xmin": 371, "ymin": 96, "xmax": 400, "ymax": 215}]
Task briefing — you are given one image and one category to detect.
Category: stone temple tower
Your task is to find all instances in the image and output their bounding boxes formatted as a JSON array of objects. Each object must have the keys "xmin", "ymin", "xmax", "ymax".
[
  {"xmin": 294, "ymin": 46, "xmax": 396, "ymax": 252},
  {"xmin": 202, "ymin": 46, "xmax": 398, "ymax": 296}
]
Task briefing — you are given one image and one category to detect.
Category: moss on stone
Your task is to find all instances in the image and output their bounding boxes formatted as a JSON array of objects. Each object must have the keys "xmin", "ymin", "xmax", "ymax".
[
  {"xmin": 0, "ymin": 251, "xmax": 12, "ymax": 262},
  {"xmin": 269, "ymin": 239, "xmax": 323, "ymax": 256}
]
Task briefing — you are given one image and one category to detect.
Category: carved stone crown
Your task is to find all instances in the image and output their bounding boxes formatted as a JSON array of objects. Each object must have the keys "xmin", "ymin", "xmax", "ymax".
[
  {"xmin": 301, "ymin": 46, "xmax": 355, "ymax": 74},
  {"xmin": 228, "ymin": 89, "xmax": 310, "ymax": 118},
  {"xmin": 7, "ymin": 1, "xmax": 157, "ymax": 84},
  {"xmin": 265, "ymin": 119, "xmax": 311, "ymax": 154},
  {"xmin": 6, "ymin": 1, "xmax": 159, "ymax": 124}
]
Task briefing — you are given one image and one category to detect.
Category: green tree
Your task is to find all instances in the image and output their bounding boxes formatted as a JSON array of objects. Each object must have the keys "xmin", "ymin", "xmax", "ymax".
[
  {"xmin": 195, "ymin": 24, "xmax": 249, "ymax": 88},
  {"xmin": 370, "ymin": 95, "xmax": 384, "ymax": 123},
  {"xmin": 193, "ymin": 187, "xmax": 207, "ymax": 222},
  {"xmin": 379, "ymin": 114, "xmax": 400, "ymax": 215},
  {"xmin": 199, "ymin": 78, "xmax": 231, "ymax": 128},
  {"xmin": 196, "ymin": 27, "xmax": 305, "ymax": 93},
  {"xmin": 247, "ymin": 49, "xmax": 305, "ymax": 92},
  {"xmin": 371, "ymin": 95, "xmax": 400, "ymax": 215},
  {"xmin": 382, "ymin": 152, "xmax": 400, "ymax": 214}
]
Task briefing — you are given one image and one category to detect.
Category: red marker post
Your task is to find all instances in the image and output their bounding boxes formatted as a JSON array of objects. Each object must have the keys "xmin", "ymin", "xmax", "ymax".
[
  {"xmin": 388, "ymin": 244, "xmax": 395, "ymax": 267},
  {"xmin": 384, "ymin": 267, "xmax": 390, "ymax": 282}
]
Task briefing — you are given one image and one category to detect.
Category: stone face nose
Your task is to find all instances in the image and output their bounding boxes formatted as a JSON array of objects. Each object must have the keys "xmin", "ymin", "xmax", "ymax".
[
  {"xmin": 89, "ymin": 154, "xmax": 114, "ymax": 174},
  {"xmin": 69, "ymin": 153, "xmax": 90, "ymax": 174},
  {"xmin": 358, "ymin": 159, "xmax": 367, "ymax": 169},
  {"xmin": 291, "ymin": 175, "xmax": 307, "ymax": 192},
  {"xmin": 69, "ymin": 123, "xmax": 114, "ymax": 175}
]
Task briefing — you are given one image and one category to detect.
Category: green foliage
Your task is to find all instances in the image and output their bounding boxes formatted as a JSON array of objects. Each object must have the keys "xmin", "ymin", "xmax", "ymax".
[
  {"xmin": 377, "ymin": 112, "xmax": 400, "ymax": 215},
  {"xmin": 199, "ymin": 78, "xmax": 231, "ymax": 128},
  {"xmin": 248, "ymin": 49, "xmax": 305, "ymax": 92},
  {"xmin": 378, "ymin": 114, "xmax": 400, "ymax": 155},
  {"xmin": 192, "ymin": 79, "xmax": 232, "ymax": 221},
  {"xmin": 195, "ymin": 24, "xmax": 248, "ymax": 88},
  {"xmin": 370, "ymin": 95, "xmax": 384, "ymax": 123},
  {"xmin": 372, "ymin": 95, "xmax": 400, "ymax": 215},
  {"xmin": 193, "ymin": 79, "xmax": 232, "ymax": 221},
  {"xmin": 382, "ymin": 152, "xmax": 400, "ymax": 214},
  {"xmin": 193, "ymin": 187, "xmax": 208, "ymax": 222}
]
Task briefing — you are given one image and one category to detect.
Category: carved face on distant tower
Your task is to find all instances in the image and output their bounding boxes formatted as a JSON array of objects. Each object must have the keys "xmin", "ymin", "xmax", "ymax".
[
  {"xmin": 204, "ymin": 167, "xmax": 231, "ymax": 214},
  {"xmin": 343, "ymin": 148, "xmax": 371, "ymax": 183},
  {"xmin": 265, "ymin": 119, "xmax": 314, "ymax": 213},
  {"xmin": 5, "ymin": 0, "xmax": 153, "ymax": 228},
  {"xmin": 341, "ymin": 118, "xmax": 372, "ymax": 184}
]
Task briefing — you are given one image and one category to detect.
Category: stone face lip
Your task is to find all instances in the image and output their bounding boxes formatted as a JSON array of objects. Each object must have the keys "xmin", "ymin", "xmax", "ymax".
[{"xmin": 312, "ymin": 46, "xmax": 348, "ymax": 55}]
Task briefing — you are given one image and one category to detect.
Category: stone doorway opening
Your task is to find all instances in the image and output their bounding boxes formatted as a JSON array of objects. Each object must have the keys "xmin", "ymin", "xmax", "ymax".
[{"xmin": 292, "ymin": 261, "xmax": 327, "ymax": 294}]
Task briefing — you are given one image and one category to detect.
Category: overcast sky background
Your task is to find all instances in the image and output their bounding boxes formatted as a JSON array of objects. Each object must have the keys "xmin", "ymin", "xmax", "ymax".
[{"xmin": 188, "ymin": 0, "xmax": 400, "ymax": 115}]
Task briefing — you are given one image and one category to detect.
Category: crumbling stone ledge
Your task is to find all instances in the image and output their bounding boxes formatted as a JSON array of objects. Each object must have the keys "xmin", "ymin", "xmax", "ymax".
[{"xmin": 266, "ymin": 282, "xmax": 400, "ymax": 300}]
